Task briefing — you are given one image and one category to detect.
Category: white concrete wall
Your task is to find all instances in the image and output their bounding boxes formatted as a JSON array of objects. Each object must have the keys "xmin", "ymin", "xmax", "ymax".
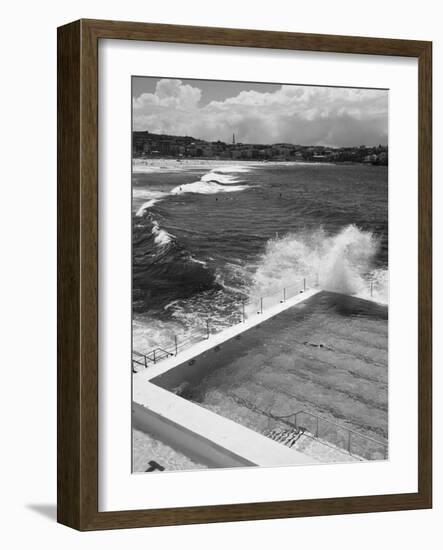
[
  {"xmin": 133, "ymin": 383, "xmax": 318, "ymax": 468},
  {"xmin": 133, "ymin": 402, "xmax": 254, "ymax": 468}
]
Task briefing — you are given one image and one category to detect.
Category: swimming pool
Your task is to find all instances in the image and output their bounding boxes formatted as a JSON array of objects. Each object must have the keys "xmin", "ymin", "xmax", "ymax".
[{"xmin": 152, "ymin": 291, "xmax": 388, "ymax": 462}]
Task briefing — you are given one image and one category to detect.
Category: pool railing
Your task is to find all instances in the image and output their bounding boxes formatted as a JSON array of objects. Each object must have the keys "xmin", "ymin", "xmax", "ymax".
[{"xmin": 132, "ymin": 276, "xmax": 316, "ymax": 371}]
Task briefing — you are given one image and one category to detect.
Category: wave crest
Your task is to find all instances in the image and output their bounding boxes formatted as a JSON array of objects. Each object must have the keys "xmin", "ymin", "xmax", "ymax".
[
  {"xmin": 249, "ymin": 225, "xmax": 388, "ymax": 303},
  {"xmin": 151, "ymin": 220, "xmax": 173, "ymax": 246},
  {"xmin": 171, "ymin": 168, "xmax": 250, "ymax": 195}
]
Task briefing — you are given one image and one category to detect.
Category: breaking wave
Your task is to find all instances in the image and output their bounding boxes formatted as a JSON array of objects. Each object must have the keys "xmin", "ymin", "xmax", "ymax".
[
  {"xmin": 132, "ymin": 224, "xmax": 388, "ymax": 354},
  {"xmin": 171, "ymin": 170, "xmax": 250, "ymax": 195},
  {"xmin": 151, "ymin": 220, "xmax": 173, "ymax": 246},
  {"xmin": 249, "ymin": 225, "xmax": 388, "ymax": 304},
  {"xmin": 211, "ymin": 164, "xmax": 253, "ymax": 173},
  {"xmin": 132, "ymin": 210, "xmax": 218, "ymax": 313},
  {"xmin": 134, "ymin": 166, "xmax": 252, "ymax": 217},
  {"xmin": 134, "ymin": 189, "xmax": 169, "ymax": 217}
]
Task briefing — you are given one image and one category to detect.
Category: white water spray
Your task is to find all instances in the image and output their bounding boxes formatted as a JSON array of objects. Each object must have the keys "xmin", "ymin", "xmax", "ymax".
[{"xmin": 249, "ymin": 225, "xmax": 388, "ymax": 304}]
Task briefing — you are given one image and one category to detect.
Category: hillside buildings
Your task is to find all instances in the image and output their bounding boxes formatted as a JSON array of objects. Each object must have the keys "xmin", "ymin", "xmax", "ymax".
[{"xmin": 132, "ymin": 131, "xmax": 388, "ymax": 165}]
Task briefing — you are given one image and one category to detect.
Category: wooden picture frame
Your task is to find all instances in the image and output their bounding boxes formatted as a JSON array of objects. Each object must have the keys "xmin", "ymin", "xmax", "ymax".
[{"xmin": 57, "ymin": 18, "xmax": 432, "ymax": 530}]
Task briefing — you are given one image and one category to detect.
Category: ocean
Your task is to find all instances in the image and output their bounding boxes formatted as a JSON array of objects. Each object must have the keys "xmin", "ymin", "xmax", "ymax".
[{"xmin": 132, "ymin": 159, "xmax": 388, "ymax": 356}]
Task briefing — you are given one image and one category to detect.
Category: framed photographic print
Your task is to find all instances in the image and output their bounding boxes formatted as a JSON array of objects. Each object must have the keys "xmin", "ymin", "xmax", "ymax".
[{"xmin": 57, "ymin": 19, "xmax": 432, "ymax": 530}]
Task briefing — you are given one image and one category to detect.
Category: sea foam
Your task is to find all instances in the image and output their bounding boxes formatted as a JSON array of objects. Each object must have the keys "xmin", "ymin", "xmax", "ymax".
[
  {"xmin": 134, "ymin": 189, "xmax": 169, "ymax": 217},
  {"xmin": 151, "ymin": 220, "xmax": 173, "ymax": 246},
  {"xmin": 249, "ymin": 225, "xmax": 388, "ymax": 304},
  {"xmin": 171, "ymin": 169, "xmax": 250, "ymax": 195}
]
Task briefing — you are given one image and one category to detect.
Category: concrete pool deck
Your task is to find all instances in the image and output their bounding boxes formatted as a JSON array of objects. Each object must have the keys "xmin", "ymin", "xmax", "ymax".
[
  {"xmin": 133, "ymin": 383, "xmax": 319, "ymax": 470},
  {"xmin": 133, "ymin": 289, "xmax": 388, "ymax": 470}
]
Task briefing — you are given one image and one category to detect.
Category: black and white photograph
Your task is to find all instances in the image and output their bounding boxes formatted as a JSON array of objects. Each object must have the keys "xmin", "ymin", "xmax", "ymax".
[
  {"xmin": 1, "ymin": 0, "xmax": 437, "ymax": 540},
  {"xmin": 131, "ymin": 76, "xmax": 389, "ymax": 473}
]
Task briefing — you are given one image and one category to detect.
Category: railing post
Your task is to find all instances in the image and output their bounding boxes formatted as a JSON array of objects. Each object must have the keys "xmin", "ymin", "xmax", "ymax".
[
  {"xmin": 174, "ymin": 336, "xmax": 178, "ymax": 356},
  {"xmin": 315, "ymin": 416, "xmax": 319, "ymax": 438},
  {"xmin": 347, "ymin": 431, "xmax": 352, "ymax": 453},
  {"xmin": 153, "ymin": 349, "xmax": 156, "ymax": 364},
  {"xmin": 144, "ymin": 355, "xmax": 147, "ymax": 368}
]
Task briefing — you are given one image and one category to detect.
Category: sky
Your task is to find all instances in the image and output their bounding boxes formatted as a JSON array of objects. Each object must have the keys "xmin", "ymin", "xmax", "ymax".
[{"xmin": 132, "ymin": 77, "xmax": 388, "ymax": 147}]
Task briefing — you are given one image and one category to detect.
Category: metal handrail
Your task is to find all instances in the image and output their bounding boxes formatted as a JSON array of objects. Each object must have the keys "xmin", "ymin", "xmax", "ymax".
[
  {"xmin": 272, "ymin": 409, "xmax": 387, "ymax": 459},
  {"xmin": 132, "ymin": 275, "xmax": 383, "ymax": 370},
  {"xmin": 133, "ymin": 276, "xmax": 315, "ymax": 368}
]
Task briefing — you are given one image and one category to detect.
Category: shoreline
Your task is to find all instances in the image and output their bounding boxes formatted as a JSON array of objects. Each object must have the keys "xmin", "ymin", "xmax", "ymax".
[
  {"xmin": 132, "ymin": 157, "xmax": 342, "ymax": 173},
  {"xmin": 132, "ymin": 157, "xmax": 387, "ymax": 173}
]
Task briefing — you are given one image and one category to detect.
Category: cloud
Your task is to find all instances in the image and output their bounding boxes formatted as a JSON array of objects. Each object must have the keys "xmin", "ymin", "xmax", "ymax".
[{"xmin": 133, "ymin": 79, "xmax": 388, "ymax": 146}]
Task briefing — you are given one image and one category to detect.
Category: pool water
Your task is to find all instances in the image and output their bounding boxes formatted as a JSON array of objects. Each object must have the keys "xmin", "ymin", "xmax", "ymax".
[{"xmin": 170, "ymin": 291, "xmax": 388, "ymax": 460}]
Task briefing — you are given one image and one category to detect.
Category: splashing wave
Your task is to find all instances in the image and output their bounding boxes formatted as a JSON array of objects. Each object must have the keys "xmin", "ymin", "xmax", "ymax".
[{"xmin": 249, "ymin": 225, "xmax": 388, "ymax": 304}]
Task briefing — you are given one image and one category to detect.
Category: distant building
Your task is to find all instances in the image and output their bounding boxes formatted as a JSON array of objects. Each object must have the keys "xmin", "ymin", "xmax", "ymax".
[
  {"xmin": 312, "ymin": 154, "xmax": 328, "ymax": 162},
  {"xmin": 132, "ymin": 130, "xmax": 387, "ymax": 165},
  {"xmin": 363, "ymin": 154, "xmax": 378, "ymax": 164}
]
